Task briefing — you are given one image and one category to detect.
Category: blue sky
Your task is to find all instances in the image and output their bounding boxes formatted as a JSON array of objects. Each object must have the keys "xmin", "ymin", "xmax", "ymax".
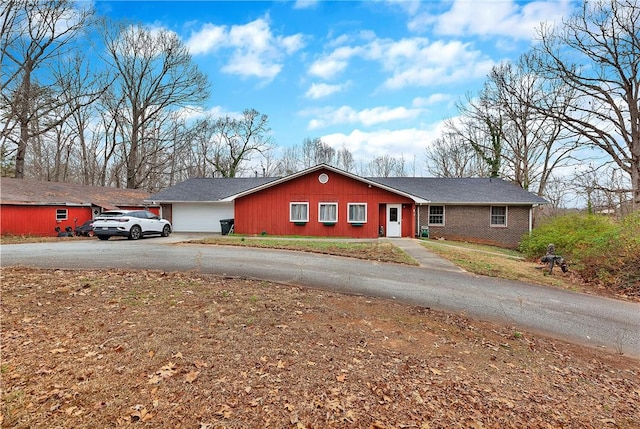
[{"xmin": 95, "ymin": 0, "xmax": 576, "ymax": 173}]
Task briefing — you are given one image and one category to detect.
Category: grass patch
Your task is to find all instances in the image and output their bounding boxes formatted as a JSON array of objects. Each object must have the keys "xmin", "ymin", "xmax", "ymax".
[
  {"xmin": 420, "ymin": 239, "xmax": 579, "ymax": 290},
  {"xmin": 420, "ymin": 239, "xmax": 524, "ymax": 258},
  {"xmin": 189, "ymin": 236, "xmax": 419, "ymax": 266}
]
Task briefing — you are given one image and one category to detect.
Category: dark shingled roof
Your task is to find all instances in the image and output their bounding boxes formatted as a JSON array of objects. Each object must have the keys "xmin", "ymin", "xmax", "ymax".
[
  {"xmin": 368, "ymin": 177, "xmax": 549, "ymax": 204},
  {"xmin": 0, "ymin": 177, "xmax": 153, "ymax": 208},
  {"xmin": 149, "ymin": 173, "xmax": 547, "ymax": 205},
  {"xmin": 148, "ymin": 177, "xmax": 279, "ymax": 202}
]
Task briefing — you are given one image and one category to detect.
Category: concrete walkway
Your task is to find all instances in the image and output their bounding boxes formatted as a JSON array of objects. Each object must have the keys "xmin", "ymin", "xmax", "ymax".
[{"xmin": 382, "ymin": 238, "xmax": 466, "ymax": 273}]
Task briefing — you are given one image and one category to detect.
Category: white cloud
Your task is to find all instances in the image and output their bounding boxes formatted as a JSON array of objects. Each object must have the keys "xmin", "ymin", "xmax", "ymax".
[
  {"xmin": 308, "ymin": 36, "xmax": 494, "ymax": 90},
  {"xmin": 412, "ymin": 93, "xmax": 452, "ymax": 107},
  {"xmin": 384, "ymin": 0, "xmax": 422, "ymax": 16},
  {"xmin": 408, "ymin": 0, "xmax": 574, "ymax": 40},
  {"xmin": 185, "ymin": 17, "xmax": 305, "ymax": 80},
  {"xmin": 305, "ymin": 82, "xmax": 349, "ymax": 99},
  {"xmin": 293, "ymin": 0, "xmax": 319, "ymax": 10},
  {"xmin": 377, "ymin": 38, "xmax": 495, "ymax": 89},
  {"xmin": 304, "ymin": 105, "xmax": 423, "ymax": 130},
  {"xmin": 183, "ymin": 23, "xmax": 226, "ymax": 54},
  {"xmin": 308, "ymin": 45, "xmax": 361, "ymax": 79},
  {"xmin": 320, "ymin": 126, "xmax": 441, "ymax": 164},
  {"xmin": 175, "ymin": 105, "xmax": 241, "ymax": 122}
]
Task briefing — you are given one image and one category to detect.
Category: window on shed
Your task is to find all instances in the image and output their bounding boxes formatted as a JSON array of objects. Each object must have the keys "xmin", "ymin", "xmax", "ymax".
[
  {"xmin": 290, "ymin": 202, "xmax": 309, "ymax": 222},
  {"xmin": 490, "ymin": 206, "xmax": 507, "ymax": 226},
  {"xmin": 348, "ymin": 203, "xmax": 367, "ymax": 223},
  {"xmin": 318, "ymin": 203, "xmax": 338, "ymax": 222},
  {"xmin": 56, "ymin": 209, "xmax": 68, "ymax": 221},
  {"xmin": 428, "ymin": 205, "xmax": 444, "ymax": 225}
]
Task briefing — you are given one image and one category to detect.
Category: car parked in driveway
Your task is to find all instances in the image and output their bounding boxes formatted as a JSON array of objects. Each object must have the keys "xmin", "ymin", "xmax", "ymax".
[{"xmin": 93, "ymin": 210, "xmax": 172, "ymax": 240}]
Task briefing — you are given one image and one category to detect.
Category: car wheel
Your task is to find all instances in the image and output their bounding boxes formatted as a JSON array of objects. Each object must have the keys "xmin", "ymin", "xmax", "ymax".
[
  {"xmin": 128, "ymin": 225, "xmax": 142, "ymax": 240},
  {"xmin": 161, "ymin": 225, "xmax": 171, "ymax": 237},
  {"xmin": 97, "ymin": 235, "xmax": 109, "ymax": 240}
]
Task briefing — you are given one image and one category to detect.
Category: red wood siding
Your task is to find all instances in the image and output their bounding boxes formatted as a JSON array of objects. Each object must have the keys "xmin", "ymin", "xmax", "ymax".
[
  {"xmin": 402, "ymin": 204, "xmax": 413, "ymax": 237},
  {"xmin": 0, "ymin": 205, "xmax": 159, "ymax": 237},
  {"xmin": 1, "ymin": 205, "xmax": 93, "ymax": 236},
  {"xmin": 234, "ymin": 168, "xmax": 415, "ymax": 238}
]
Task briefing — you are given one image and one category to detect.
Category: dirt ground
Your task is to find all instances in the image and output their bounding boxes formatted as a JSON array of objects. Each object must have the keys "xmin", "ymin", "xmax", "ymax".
[{"xmin": 1, "ymin": 266, "xmax": 639, "ymax": 429}]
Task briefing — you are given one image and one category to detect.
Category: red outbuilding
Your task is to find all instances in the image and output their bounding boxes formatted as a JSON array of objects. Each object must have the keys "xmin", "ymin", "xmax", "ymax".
[{"xmin": 0, "ymin": 178, "xmax": 159, "ymax": 237}]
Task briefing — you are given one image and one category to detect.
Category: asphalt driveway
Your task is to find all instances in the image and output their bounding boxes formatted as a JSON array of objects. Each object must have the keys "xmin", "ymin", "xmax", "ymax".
[{"xmin": 2, "ymin": 235, "xmax": 639, "ymax": 357}]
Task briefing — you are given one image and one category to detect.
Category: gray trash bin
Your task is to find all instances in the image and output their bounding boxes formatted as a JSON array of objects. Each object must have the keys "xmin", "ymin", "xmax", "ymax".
[{"xmin": 220, "ymin": 219, "xmax": 234, "ymax": 235}]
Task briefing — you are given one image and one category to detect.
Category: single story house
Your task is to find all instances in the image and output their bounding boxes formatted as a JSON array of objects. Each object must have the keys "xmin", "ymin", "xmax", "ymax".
[
  {"xmin": 149, "ymin": 164, "xmax": 548, "ymax": 248},
  {"xmin": 0, "ymin": 178, "xmax": 158, "ymax": 236}
]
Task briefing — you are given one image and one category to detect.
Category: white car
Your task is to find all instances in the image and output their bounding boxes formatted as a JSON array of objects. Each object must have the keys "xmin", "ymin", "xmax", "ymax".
[{"xmin": 93, "ymin": 210, "xmax": 172, "ymax": 240}]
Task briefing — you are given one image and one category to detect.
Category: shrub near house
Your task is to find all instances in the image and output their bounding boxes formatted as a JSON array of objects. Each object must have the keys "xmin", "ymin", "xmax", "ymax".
[{"xmin": 520, "ymin": 212, "xmax": 640, "ymax": 296}]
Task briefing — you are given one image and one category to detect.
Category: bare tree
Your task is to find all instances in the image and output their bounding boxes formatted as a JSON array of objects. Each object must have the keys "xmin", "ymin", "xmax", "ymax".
[
  {"xmin": 542, "ymin": 175, "xmax": 572, "ymax": 211},
  {"xmin": 274, "ymin": 145, "xmax": 301, "ymax": 176},
  {"xmin": 336, "ymin": 144, "xmax": 355, "ymax": 172},
  {"xmin": 445, "ymin": 89, "xmax": 504, "ymax": 178},
  {"xmin": 302, "ymin": 137, "xmax": 336, "ymax": 168},
  {"xmin": 162, "ymin": 116, "xmax": 197, "ymax": 186},
  {"xmin": 573, "ymin": 163, "xmax": 635, "ymax": 215},
  {"xmin": 487, "ymin": 57, "xmax": 580, "ymax": 196},
  {"xmin": 425, "ymin": 133, "xmax": 487, "ymax": 177},
  {"xmin": 94, "ymin": 87, "xmax": 123, "ymax": 186},
  {"xmin": 368, "ymin": 154, "xmax": 406, "ymax": 177},
  {"xmin": 1, "ymin": 0, "xmax": 97, "ymax": 179},
  {"xmin": 532, "ymin": 0, "xmax": 640, "ymax": 208},
  {"xmin": 198, "ymin": 109, "xmax": 274, "ymax": 178},
  {"xmin": 101, "ymin": 21, "xmax": 210, "ymax": 188},
  {"xmin": 56, "ymin": 53, "xmax": 110, "ymax": 185}
]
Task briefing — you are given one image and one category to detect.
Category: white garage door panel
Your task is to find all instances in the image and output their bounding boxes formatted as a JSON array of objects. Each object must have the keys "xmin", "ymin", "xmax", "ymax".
[{"xmin": 172, "ymin": 203, "xmax": 234, "ymax": 232}]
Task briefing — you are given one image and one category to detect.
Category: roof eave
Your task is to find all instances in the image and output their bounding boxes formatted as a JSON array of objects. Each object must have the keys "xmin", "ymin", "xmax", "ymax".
[
  {"xmin": 144, "ymin": 199, "xmax": 229, "ymax": 204},
  {"xmin": 416, "ymin": 201, "xmax": 549, "ymax": 205}
]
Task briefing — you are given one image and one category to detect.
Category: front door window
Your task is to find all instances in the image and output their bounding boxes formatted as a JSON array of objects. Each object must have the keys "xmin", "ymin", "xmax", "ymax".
[{"xmin": 389, "ymin": 207, "xmax": 398, "ymax": 222}]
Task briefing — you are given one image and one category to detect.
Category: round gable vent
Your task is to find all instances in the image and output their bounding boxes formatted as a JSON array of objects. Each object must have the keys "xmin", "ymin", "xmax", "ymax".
[{"xmin": 318, "ymin": 173, "xmax": 329, "ymax": 184}]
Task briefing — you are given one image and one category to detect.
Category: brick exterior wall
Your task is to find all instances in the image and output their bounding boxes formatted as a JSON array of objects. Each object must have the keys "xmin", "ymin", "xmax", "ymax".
[{"xmin": 417, "ymin": 205, "xmax": 531, "ymax": 249}]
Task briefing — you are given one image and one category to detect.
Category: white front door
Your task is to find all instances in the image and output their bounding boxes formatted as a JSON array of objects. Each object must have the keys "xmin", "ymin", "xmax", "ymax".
[{"xmin": 386, "ymin": 204, "xmax": 402, "ymax": 237}]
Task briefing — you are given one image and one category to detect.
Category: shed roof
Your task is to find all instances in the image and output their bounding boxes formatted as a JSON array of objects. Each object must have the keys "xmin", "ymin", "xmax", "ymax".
[{"xmin": 0, "ymin": 177, "xmax": 154, "ymax": 208}]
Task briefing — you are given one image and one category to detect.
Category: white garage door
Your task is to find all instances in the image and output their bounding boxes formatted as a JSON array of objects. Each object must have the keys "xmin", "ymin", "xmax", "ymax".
[{"xmin": 171, "ymin": 202, "xmax": 234, "ymax": 233}]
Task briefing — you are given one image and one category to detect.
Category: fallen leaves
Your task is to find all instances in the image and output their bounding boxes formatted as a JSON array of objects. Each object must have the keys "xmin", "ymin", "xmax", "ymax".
[
  {"xmin": 1, "ymin": 267, "xmax": 638, "ymax": 429},
  {"xmin": 129, "ymin": 405, "xmax": 153, "ymax": 422},
  {"xmin": 148, "ymin": 362, "xmax": 177, "ymax": 384},
  {"xmin": 184, "ymin": 370, "xmax": 200, "ymax": 383}
]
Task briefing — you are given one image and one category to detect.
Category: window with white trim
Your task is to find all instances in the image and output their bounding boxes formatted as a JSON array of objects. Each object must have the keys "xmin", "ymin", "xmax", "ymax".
[
  {"xmin": 347, "ymin": 203, "xmax": 367, "ymax": 223},
  {"xmin": 56, "ymin": 209, "xmax": 68, "ymax": 221},
  {"xmin": 490, "ymin": 206, "xmax": 507, "ymax": 226},
  {"xmin": 290, "ymin": 202, "xmax": 309, "ymax": 222},
  {"xmin": 428, "ymin": 205, "xmax": 444, "ymax": 225},
  {"xmin": 318, "ymin": 203, "xmax": 337, "ymax": 223}
]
